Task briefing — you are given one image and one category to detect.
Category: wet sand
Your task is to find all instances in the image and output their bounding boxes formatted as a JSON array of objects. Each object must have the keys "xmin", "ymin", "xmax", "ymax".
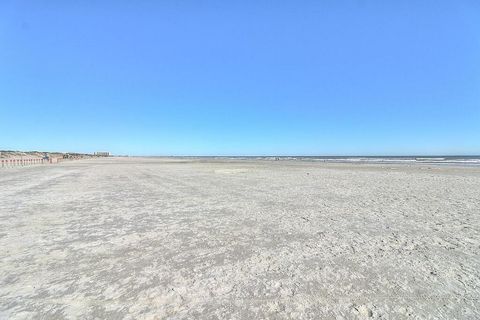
[{"xmin": 1, "ymin": 157, "xmax": 479, "ymax": 319}]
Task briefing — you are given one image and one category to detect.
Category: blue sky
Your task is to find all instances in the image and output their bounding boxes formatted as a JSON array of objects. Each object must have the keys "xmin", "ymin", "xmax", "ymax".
[{"xmin": 0, "ymin": 1, "xmax": 479, "ymax": 155}]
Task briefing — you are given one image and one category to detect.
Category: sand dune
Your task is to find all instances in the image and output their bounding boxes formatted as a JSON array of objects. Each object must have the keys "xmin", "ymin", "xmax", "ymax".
[{"xmin": 1, "ymin": 158, "xmax": 479, "ymax": 319}]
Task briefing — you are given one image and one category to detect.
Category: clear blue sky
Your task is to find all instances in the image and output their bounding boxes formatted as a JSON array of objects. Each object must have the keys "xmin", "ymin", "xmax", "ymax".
[{"xmin": 1, "ymin": 1, "xmax": 479, "ymax": 156}]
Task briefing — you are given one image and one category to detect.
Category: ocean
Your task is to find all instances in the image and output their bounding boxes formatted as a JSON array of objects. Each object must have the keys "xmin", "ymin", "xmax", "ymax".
[{"xmin": 200, "ymin": 155, "xmax": 480, "ymax": 166}]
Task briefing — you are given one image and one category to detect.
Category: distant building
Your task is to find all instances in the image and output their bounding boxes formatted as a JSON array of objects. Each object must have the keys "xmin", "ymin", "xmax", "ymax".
[{"xmin": 94, "ymin": 152, "xmax": 110, "ymax": 157}]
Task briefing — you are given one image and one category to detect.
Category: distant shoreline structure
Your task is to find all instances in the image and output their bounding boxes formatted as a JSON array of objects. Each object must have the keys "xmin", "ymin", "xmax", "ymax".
[
  {"xmin": 0, "ymin": 150, "xmax": 110, "ymax": 168},
  {"xmin": 94, "ymin": 151, "xmax": 110, "ymax": 157},
  {"xmin": 0, "ymin": 150, "xmax": 110, "ymax": 158}
]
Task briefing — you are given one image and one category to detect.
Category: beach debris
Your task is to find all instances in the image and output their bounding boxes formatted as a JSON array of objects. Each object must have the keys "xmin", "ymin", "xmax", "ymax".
[{"xmin": 357, "ymin": 305, "xmax": 373, "ymax": 317}]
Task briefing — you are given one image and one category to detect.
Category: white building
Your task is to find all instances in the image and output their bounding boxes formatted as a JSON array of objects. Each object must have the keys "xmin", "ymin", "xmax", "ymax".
[{"xmin": 94, "ymin": 152, "xmax": 110, "ymax": 157}]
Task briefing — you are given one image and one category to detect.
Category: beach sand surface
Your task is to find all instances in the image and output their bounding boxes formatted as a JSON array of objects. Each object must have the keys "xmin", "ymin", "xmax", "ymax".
[{"xmin": 1, "ymin": 157, "xmax": 479, "ymax": 319}]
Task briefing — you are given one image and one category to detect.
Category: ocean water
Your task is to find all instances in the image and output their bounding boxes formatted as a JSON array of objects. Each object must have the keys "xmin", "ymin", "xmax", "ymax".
[
  {"xmin": 276, "ymin": 156, "xmax": 480, "ymax": 165},
  {"xmin": 202, "ymin": 156, "xmax": 480, "ymax": 166}
]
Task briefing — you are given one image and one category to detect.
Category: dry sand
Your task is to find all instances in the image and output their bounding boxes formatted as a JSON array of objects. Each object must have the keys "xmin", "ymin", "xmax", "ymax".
[{"xmin": 1, "ymin": 157, "xmax": 479, "ymax": 319}]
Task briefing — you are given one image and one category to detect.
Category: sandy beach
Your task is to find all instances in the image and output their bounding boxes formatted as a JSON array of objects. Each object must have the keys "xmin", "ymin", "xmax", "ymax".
[{"xmin": 1, "ymin": 157, "xmax": 479, "ymax": 319}]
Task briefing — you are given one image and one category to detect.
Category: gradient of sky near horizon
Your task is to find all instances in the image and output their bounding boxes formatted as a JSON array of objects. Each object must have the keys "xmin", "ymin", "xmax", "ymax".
[{"xmin": 0, "ymin": 1, "xmax": 479, "ymax": 156}]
